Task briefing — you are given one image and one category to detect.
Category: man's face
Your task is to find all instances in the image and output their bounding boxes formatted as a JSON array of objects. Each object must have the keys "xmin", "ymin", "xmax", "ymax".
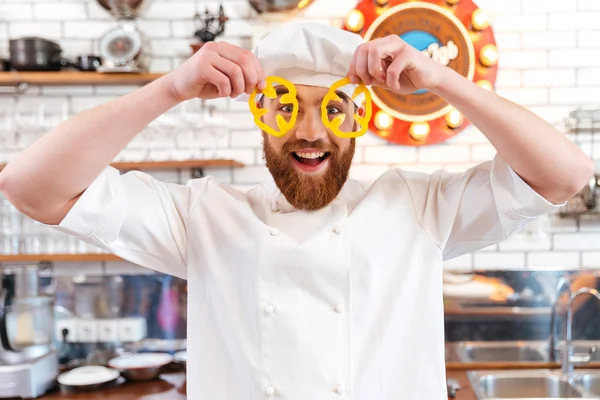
[{"xmin": 260, "ymin": 84, "xmax": 357, "ymax": 211}]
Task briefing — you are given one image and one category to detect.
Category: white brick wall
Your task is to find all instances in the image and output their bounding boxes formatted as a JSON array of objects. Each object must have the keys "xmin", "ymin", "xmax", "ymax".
[{"xmin": 0, "ymin": 0, "xmax": 599, "ymax": 272}]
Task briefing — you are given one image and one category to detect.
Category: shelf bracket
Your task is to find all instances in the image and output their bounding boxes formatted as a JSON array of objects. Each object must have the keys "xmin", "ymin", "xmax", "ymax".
[{"xmin": 191, "ymin": 168, "xmax": 205, "ymax": 179}]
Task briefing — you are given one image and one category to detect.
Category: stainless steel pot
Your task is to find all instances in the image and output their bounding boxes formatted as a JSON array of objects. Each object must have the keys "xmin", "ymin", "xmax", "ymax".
[
  {"xmin": 248, "ymin": 0, "xmax": 314, "ymax": 13},
  {"xmin": 96, "ymin": 0, "xmax": 152, "ymax": 18}
]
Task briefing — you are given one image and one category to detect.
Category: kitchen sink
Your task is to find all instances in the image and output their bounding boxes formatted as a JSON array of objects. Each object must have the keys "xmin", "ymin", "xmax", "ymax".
[
  {"xmin": 457, "ymin": 341, "xmax": 548, "ymax": 363},
  {"xmin": 468, "ymin": 370, "xmax": 600, "ymax": 399}
]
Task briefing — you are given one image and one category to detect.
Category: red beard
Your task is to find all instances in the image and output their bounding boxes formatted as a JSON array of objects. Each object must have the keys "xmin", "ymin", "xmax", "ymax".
[{"xmin": 262, "ymin": 132, "xmax": 355, "ymax": 211}]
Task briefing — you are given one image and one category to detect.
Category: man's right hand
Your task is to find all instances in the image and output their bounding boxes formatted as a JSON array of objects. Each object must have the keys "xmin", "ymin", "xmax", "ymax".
[{"xmin": 168, "ymin": 41, "xmax": 267, "ymax": 102}]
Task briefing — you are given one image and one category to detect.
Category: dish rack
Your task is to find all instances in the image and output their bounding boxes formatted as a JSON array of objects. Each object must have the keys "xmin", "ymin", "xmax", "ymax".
[{"xmin": 561, "ymin": 107, "xmax": 600, "ymax": 219}]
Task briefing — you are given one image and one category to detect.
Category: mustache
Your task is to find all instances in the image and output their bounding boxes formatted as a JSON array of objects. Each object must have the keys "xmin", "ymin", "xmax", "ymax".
[{"xmin": 282, "ymin": 139, "xmax": 338, "ymax": 153}]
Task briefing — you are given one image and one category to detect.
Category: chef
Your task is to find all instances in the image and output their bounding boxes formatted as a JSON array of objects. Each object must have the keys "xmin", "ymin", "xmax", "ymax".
[{"xmin": 0, "ymin": 23, "xmax": 593, "ymax": 399}]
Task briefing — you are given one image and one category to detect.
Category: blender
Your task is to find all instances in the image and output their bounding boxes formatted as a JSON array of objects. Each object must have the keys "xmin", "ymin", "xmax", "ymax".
[{"xmin": 0, "ymin": 265, "xmax": 58, "ymax": 399}]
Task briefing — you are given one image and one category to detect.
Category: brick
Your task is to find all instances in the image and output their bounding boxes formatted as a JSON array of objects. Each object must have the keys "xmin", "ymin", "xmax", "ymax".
[
  {"xmin": 473, "ymin": 252, "xmax": 526, "ymax": 269},
  {"xmin": 551, "ymin": 50, "xmax": 600, "ymax": 67},
  {"xmin": 418, "ymin": 144, "xmax": 470, "ymax": 163},
  {"xmin": 9, "ymin": 22, "xmax": 61, "ymax": 41},
  {"xmin": 522, "ymin": 69, "xmax": 576, "ymax": 88},
  {"xmin": 357, "ymin": 132, "xmax": 390, "ymax": 146},
  {"xmin": 233, "ymin": 165, "xmax": 271, "ymax": 184},
  {"xmin": 582, "ymin": 252, "xmax": 600, "ymax": 267},
  {"xmin": 495, "ymin": 70, "xmax": 521, "ymax": 88},
  {"xmin": 145, "ymin": 2, "xmax": 195, "ymax": 19},
  {"xmin": 86, "ymin": 2, "xmax": 112, "ymax": 20},
  {"xmin": 364, "ymin": 145, "xmax": 417, "ymax": 164},
  {"xmin": 149, "ymin": 58, "xmax": 173, "ymax": 73},
  {"xmin": 443, "ymin": 253, "xmax": 473, "ymax": 271},
  {"xmin": 225, "ymin": 112, "xmax": 257, "ymax": 129},
  {"xmin": 33, "ymin": 3, "xmax": 86, "ymax": 20},
  {"xmin": 223, "ymin": 19, "xmax": 255, "ymax": 37},
  {"xmin": 491, "ymin": 15, "xmax": 547, "ymax": 32},
  {"xmin": 553, "ymin": 233, "xmax": 600, "ymax": 250},
  {"xmin": 348, "ymin": 164, "xmax": 390, "ymax": 182},
  {"xmin": 138, "ymin": 20, "xmax": 172, "ymax": 38},
  {"xmin": 0, "ymin": 4, "xmax": 33, "ymax": 20},
  {"xmin": 470, "ymin": 143, "xmax": 497, "ymax": 162},
  {"xmin": 469, "ymin": 0, "xmax": 521, "ymax": 13},
  {"xmin": 495, "ymin": 88, "xmax": 548, "ymax": 106},
  {"xmin": 523, "ymin": 0, "xmax": 577, "ymax": 12},
  {"xmin": 578, "ymin": 31, "xmax": 600, "ymax": 48},
  {"xmin": 95, "ymin": 86, "xmax": 142, "ymax": 95},
  {"xmin": 499, "ymin": 51, "xmax": 547, "ymax": 69},
  {"xmin": 579, "ymin": 0, "xmax": 600, "ymax": 10},
  {"xmin": 522, "ymin": 32, "xmax": 576, "ymax": 49},
  {"xmin": 549, "ymin": 13, "xmax": 600, "ymax": 30},
  {"xmin": 528, "ymin": 106, "xmax": 577, "ymax": 123},
  {"xmin": 175, "ymin": 130, "xmax": 229, "ymax": 150},
  {"xmin": 498, "ymin": 233, "xmax": 552, "ymax": 251},
  {"xmin": 495, "ymin": 33, "xmax": 522, "ymax": 51},
  {"xmin": 42, "ymin": 86, "xmax": 94, "ymax": 95},
  {"xmin": 299, "ymin": 0, "xmax": 356, "ymax": 19},
  {"xmin": 579, "ymin": 219, "xmax": 600, "ymax": 232},
  {"xmin": 527, "ymin": 252, "xmax": 581, "ymax": 267},
  {"xmin": 230, "ymin": 129, "xmax": 263, "ymax": 147},
  {"xmin": 550, "ymin": 88, "xmax": 600, "ymax": 105},
  {"xmin": 57, "ymin": 39, "xmax": 94, "ymax": 58},
  {"xmin": 150, "ymin": 38, "xmax": 194, "ymax": 57},
  {"xmin": 171, "ymin": 19, "xmax": 195, "ymax": 38},
  {"xmin": 549, "ymin": 215, "xmax": 578, "ymax": 232},
  {"xmin": 63, "ymin": 21, "xmax": 113, "ymax": 39}
]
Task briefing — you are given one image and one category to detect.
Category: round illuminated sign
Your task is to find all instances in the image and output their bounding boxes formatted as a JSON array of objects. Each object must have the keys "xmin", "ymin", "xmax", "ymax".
[{"xmin": 343, "ymin": 0, "xmax": 498, "ymax": 146}]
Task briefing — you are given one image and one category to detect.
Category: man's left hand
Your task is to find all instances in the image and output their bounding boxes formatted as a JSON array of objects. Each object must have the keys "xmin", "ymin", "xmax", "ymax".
[{"xmin": 348, "ymin": 35, "xmax": 446, "ymax": 94}]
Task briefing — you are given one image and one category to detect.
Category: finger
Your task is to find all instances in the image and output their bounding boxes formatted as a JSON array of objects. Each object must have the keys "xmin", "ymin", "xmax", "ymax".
[
  {"xmin": 355, "ymin": 45, "xmax": 371, "ymax": 85},
  {"xmin": 247, "ymin": 52, "xmax": 266, "ymax": 90},
  {"xmin": 204, "ymin": 65, "xmax": 232, "ymax": 97},
  {"xmin": 348, "ymin": 44, "xmax": 361, "ymax": 84},
  {"xmin": 385, "ymin": 55, "xmax": 410, "ymax": 92},
  {"xmin": 217, "ymin": 43, "xmax": 262, "ymax": 93},
  {"xmin": 367, "ymin": 45, "xmax": 386, "ymax": 83},
  {"xmin": 211, "ymin": 56, "xmax": 245, "ymax": 98}
]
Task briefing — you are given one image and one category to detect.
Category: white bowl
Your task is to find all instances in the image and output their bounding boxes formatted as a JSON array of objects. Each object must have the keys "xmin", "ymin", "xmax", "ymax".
[{"xmin": 58, "ymin": 366, "xmax": 120, "ymax": 387}]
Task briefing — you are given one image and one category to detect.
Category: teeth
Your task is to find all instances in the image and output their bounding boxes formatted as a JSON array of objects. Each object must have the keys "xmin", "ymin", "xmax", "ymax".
[{"xmin": 295, "ymin": 151, "xmax": 325, "ymax": 159}]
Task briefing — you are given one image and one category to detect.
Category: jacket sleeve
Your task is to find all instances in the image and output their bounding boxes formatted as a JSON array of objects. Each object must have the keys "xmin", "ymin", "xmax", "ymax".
[
  {"xmin": 396, "ymin": 154, "xmax": 564, "ymax": 261},
  {"xmin": 47, "ymin": 166, "xmax": 200, "ymax": 279}
]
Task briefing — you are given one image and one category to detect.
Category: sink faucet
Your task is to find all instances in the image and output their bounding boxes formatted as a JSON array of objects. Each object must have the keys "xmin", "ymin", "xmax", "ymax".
[
  {"xmin": 549, "ymin": 276, "xmax": 572, "ymax": 362},
  {"xmin": 561, "ymin": 287, "xmax": 600, "ymax": 379}
]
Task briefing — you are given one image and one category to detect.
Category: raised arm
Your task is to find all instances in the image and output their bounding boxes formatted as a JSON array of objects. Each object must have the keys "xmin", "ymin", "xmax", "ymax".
[{"xmin": 0, "ymin": 41, "xmax": 266, "ymax": 225}]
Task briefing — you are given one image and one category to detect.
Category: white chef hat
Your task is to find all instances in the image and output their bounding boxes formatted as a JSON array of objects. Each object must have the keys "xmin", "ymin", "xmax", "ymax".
[{"xmin": 236, "ymin": 22, "xmax": 366, "ymax": 105}]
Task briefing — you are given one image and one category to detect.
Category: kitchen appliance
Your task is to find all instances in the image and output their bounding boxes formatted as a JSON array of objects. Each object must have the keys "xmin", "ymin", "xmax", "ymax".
[
  {"xmin": 9, "ymin": 37, "xmax": 79, "ymax": 72},
  {"xmin": 190, "ymin": 2, "xmax": 229, "ymax": 54},
  {"xmin": 0, "ymin": 265, "xmax": 58, "ymax": 399},
  {"xmin": 248, "ymin": 0, "xmax": 315, "ymax": 13},
  {"xmin": 95, "ymin": 0, "xmax": 152, "ymax": 73}
]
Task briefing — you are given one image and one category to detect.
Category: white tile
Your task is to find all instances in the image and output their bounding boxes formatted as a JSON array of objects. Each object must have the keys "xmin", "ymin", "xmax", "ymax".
[
  {"xmin": 549, "ymin": 214, "xmax": 578, "ymax": 232},
  {"xmin": 145, "ymin": 2, "xmax": 195, "ymax": 19},
  {"xmin": 494, "ymin": 33, "xmax": 522, "ymax": 51},
  {"xmin": 578, "ymin": 31, "xmax": 600, "ymax": 48},
  {"xmin": 553, "ymin": 233, "xmax": 600, "ymax": 250},
  {"xmin": 138, "ymin": 20, "xmax": 172, "ymax": 38},
  {"xmin": 9, "ymin": 22, "xmax": 61, "ymax": 40},
  {"xmin": 225, "ymin": 112, "xmax": 258, "ymax": 129},
  {"xmin": 0, "ymin": 4, "xmax": 33, "ymax": 20},
  {"xmin": 498, "ymin": 51, "xmax": 548, "ymax": 69},
  {"xmin": 582, "ymin": 252, "xmax": 600, "ymax": 267},
  {"xmin": 579, "ymin": 0, "xmax": 600, "ymax": 10},
  {"xmin": 230, "ymin": 129, "xmax": 263, "ymax": 147},
  {"xmin": 209, "ymin": 148, "xmax": 256, "ymax": 165},
  {"xmin": 364, "ymin": 145, "xmax": 417, "ymax": 164},
  {"xmin": 473, "ymin": 0, "xmax": 521, "ymax": 13},
  {"xmin": 522, "ymin": 32, "xmax": 576, "ymax": 50},
  {"xmin": 33, "ymin": 2, "xmax": 86, "ymax": 20},
  {"xmin": 42, "ymin": 86, "xmax": 94, "ymax": 95},
  {"xmin": 70, "ymin": 96, "xmax": 116, "ymax": 113},
  {"xmin": 232, "ymin": 165, "xmax": 271, "ymax": 184},
  {"xmin": 417, "ymin": 144, "xmax": 470, "ymax": 163},
  {"xmin": 527, "ymin": 252, "xmax": 581, "ymax": 268},
  {"xmin": 348, "ymin": 164, "xmax": 390, "ymax": 182},
  {"xmin": 470, "ymin": 143, "xmax": 498, "ymax": 162},
  {"xmin": 171, "ymin": 19, "xmax": 195, "ymax": 38},
  {"xmin": 63, "ymin": 21, "xmax": 113, "ymax": 39},
  {"xmin": 298, "ymin": 0, "xmax": 356, "ymax": 19},
  {"xmin": 176, "ymin": 130, "xmax": 228, "ymax": 150},
  {"xmin": 522, "ymin": 69, "xmax": 576, "ymax": 88},
  {"xmin": 495, "ymin": 70, "xmax": 521, "ymax": 88},
  {"xmin": 491, "ymin": 14, "xmax": 547, "ymax": 32},
  {"xmin": 86, "ymin": 2, "xmax": 112, "ymax": 20},
  {"xmin": 56, "ymin": 39, "xmax": 94, "ymax": 58},
  {"xmin": 149, "ymin": 58, "xmax": 172, "ymax": 73},
  {"xmin": 528, "ymin": 106, "xmax": 577, "ymax": 123},
  {"xmin": 523, "ymin": 0, "xmax": 577, "ymax": 12},
  {"xmin": 473, "ymin": 252, "xmax": 526, "ymax": 269},
  {"xmin": 443, "ymin": 253, "xmax": 473, "ymax": 271},
  {"xmin": 579, "ymin": 219, "xmax": 600, "ymax": 232},
  {"xmin": 495, "ymin": 88, "xmax": 548, "ymax": 106},
  {"xmin": 148, "ymin": 38, "xmax": 191, "ymax": 57},
  {"xmin": 550, "ymin": 50, "xmax": 600, "ymax": 67},
  {"xmin": 549, "ymin": 12, "xmax": 600, "ymax": 30},
  {"xmin": 94, "ymin": 86, "xmax": 141, "ymax": 95},
  {"xmin": 577, "ymin": 68, "xmax": 600, "ymax": 86},
  {"xmin": 498, "ymin": 234, "xmax": 552, "ymax": 251},
  {"xmin": 549, "ymin": 88, "xmax": 600, "ymax": 105}
]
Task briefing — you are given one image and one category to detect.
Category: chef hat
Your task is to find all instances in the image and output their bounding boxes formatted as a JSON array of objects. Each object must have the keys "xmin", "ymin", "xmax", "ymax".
[{"xmin": 236, "ymin": 22, "xmax": 366, "ymax": 104}]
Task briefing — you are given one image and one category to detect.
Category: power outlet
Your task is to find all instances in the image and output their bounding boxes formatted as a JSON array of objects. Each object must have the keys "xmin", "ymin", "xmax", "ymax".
[
  {"xmin": 118, "ymin": 317, "xmax": 147, "ymax": 342},
  {"xmin": 98, "ymin": 319, "xmax": 119, "ymax": 342},
  {"xmin": 55, "ymin": 318, "xmax": 78, "ymax": 343},
  {"xmin": 77, "ymin": 319, "xmax": 98, "ymax": 342}
]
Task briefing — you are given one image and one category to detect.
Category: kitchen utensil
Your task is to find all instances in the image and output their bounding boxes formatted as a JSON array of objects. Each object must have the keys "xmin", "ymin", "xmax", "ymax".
[
  {"xmin": 8, "ymin": 37, "xmax": 80, "ymax": 72},
  {"xmin": 57, "ymin": 365, "xmax": 121, "ymax": 390},
  {"xmin": 108, "ymin": 352, "xmax": 173, "ymax": 381},
  {"xmin": 76, "ymin": 55, "xmax": 103, "ymax": 71},
  {"xmin": 248, "ymin": 0, "xmax": 315, "ymax": 13},
  {"xmin": 96, "ymin": 0, "xmax": 151, "ymax": 19}
]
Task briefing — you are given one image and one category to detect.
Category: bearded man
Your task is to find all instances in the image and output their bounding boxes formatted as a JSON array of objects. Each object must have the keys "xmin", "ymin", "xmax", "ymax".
[{"xmin": 0, "ymin": 23, "xmax": 592, "ymax": 400}]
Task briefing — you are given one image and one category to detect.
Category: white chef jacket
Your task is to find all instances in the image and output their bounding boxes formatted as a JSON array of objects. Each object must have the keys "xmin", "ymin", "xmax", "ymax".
[{"xmin": 51, "ymin": 155, "xmax": 560, "ymax": 400}]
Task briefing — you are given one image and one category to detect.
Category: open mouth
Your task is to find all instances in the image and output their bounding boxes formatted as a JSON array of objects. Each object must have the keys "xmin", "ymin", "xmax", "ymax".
[{"xmin": 291, "ymin": 151, "xmax": 331, "ymax": 167}]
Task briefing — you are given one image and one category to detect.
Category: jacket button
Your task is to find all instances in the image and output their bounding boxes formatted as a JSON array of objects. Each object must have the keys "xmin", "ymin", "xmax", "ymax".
[
  {"xmin": 264, "ymin": 304, "xmax": 274, "ymax": 315},
  {"xmin": 334, "ymin": 304, "xmax": 344, "ymax": 313},
  {"xmin": 334, "ymin": 385, "xmax": 345, "ymax": 395},
  {"xmin": 270, "ymin": 227, "xmax": 279, "ymax": 236},
  {"xmin": 266, "ymin": 386, "xmax": 276, "ymax": 396},
  {"xmin": 333, "ymin": 226, "xmax": 342, "ymax": 234}
]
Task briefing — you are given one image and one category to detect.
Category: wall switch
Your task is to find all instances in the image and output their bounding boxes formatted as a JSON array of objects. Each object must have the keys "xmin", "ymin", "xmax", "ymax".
[
  {"xmin": 98, "ymin": 319, "xmax": 119, "ymax": 342},
  {"xmin": 118, "ymin": 317, "xmax": 147, "ymax": 342}
]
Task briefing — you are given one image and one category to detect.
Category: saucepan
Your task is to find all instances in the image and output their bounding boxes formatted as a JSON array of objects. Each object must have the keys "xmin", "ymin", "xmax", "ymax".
[{"xmin": 9, "ymin": 37, "xmax": 102, "ymax": 72}]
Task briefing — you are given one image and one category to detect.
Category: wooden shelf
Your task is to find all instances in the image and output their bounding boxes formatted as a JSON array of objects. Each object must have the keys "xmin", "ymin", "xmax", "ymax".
[
  {"xmin": 0, "ymin": 71, "xmax": 164, "ymax": 86},
  {"xmin": 559, "ymin": 210, "xmax": 600, "ymax": 220},
  {"xmin": 0, "ymin": 159, "xmax": 245, "ymax": 172},
  {"xmin": 0, "ymin": 253, "xmax": 122, "ymax": 263}
]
